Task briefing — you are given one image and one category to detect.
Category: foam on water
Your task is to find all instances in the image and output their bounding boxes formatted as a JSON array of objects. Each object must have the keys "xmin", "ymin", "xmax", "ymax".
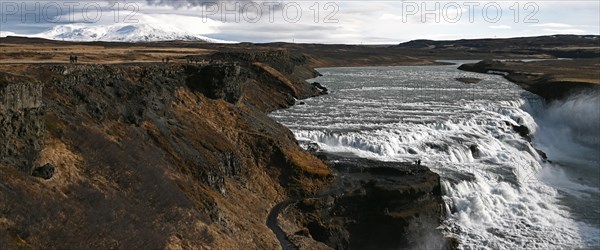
[{"xmin": 270, "ymin": 64, "xmax": 600, "ymax": 249}]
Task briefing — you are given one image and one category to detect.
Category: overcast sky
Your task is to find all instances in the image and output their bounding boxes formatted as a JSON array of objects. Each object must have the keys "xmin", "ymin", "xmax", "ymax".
[{"xmin": 0, "ymin": 0, "xmax": 598, "ymax": 43}]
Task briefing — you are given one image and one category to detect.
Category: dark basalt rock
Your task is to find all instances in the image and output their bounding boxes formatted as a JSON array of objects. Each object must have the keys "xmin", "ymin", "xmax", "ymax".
[
  {"xmin": 535, "ymin": 148, "xmax": 551, "ymax": 163},
  {"xmin": 470, "ymin": 144, "xmax": 481, "ymax": 159},
  {"xmin": 282, "ymin": 155, "xmax": 450, "ymax": 250},
  {"xmin": 210, "ymin": 50, "xmax": 311, "ymax": 75},
  {"xmin": 457, "ymin": 59, "xmax": 505, "ymax": 73},
  {"xmin": 459, "ymin": 59, "xmax": 600, "ymax": 102},
  {"xmin": 311, "ymin": 82, "xmax": 329, "ymax": 94},
  {"xmin": 0, "ymin": 51, "xmax": 333, "ymax": 249},
  {"xmin": 512, "ymin": 124, "xmax": 531, "ymax": 141},
  {"xmin": 0, "ymin": 73, "xmax": 45, "ymax": 173},
  {"xmin": 305, "ymin": 142, "xmax": 320, "ymax": 154},
  {"xmin": 186, "ymin": 63, "xmax": 243, "ymax": 104},
  {"xmin": 502, "ymin": 121, "xmax": 532, "ymax": 141},
  {"xmin": 32, "ymin": 163, "xmax": 54, "ymax": 180},
  {"xmin": 455, "ymin": 77, "xmax": 482, "ymax": 84}
]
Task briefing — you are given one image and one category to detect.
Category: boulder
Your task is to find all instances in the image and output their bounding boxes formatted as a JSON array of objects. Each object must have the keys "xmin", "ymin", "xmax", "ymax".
[
  {"xmin": 32, "ymin": 163, "xmax": 54, "ymax": 180},
  {"xmin": 512, "ymin": 124, "xmax": 531, "ymax": 141},
  {"xmin": 311, "ymin": 82, "xmax": 329, "ymax": 94},
  {"xmin": 455, "ymin": 77, "xmax": 482, "ymax": 84}
]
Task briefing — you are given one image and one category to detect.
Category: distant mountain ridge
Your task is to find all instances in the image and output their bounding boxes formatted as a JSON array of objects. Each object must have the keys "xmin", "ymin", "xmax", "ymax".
[
  {"xmin": 396, "ymin": 35, "xmax": 600, "ymax": 58},
  {"xmin": 16, "ymin": 23, "xmax": 232, "ymax": 43},
  {"xmin": 397, "ymin": 35, "xmax": 599, "ymax": 49}
]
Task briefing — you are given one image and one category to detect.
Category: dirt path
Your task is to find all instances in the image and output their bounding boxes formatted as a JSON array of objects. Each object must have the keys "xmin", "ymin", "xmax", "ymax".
[
  {"xmin": 266, "ymin": 175, "xmax": 345, "ymax": 250},
  {"xmin": 266, "ymin": 199, "xmax": 298, "ymax": 250}
]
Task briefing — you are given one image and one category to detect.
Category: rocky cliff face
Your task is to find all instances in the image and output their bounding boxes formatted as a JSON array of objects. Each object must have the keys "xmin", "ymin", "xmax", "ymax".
[
  {"xmin": 278, "ymin": 156, "xmax": 450, "ymax": 250},
  {"xmin": 0, "ymin": 51, "xmax": 331, "ymax": 249},
  {"xmin": 186, "ymin": 63, "xmax": 243, "ymax": 104},
  {"xmin": 458, "ymin": 59, "xmax": 600, "ymax": 101},
  {"xmin": 0, "ymin": 73, "xmax": 44, "ymax": 173},
  {"xmin": 1, "ymin": 49, "xmax": 446, "ymax": 249}
]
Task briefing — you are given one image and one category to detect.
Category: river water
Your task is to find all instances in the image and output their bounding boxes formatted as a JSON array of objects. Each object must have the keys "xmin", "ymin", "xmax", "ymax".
[{"xmin": 270, "ymin": 62, "xmax": 600, "ymax": 249}]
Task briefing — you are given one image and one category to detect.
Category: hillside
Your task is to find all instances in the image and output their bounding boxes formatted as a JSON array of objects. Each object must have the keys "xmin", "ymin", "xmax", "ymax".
[
  {"xmin": 0, "ymin": 50, "xmax": 332, "ymax": 249},
  {"xmin": 458, "ymin": 58, "xmax": 600, "ymax": 101},
  {"xmin": 1, "ymin": 47, "xmax": 447, "ymax": 249},
  {"xmin": 1, "ymin": 34, "xmax": 598, "ymax": 249},
  {"xmin": 397, "ymin": 35, "xmax": 600, "ymax": 58}
]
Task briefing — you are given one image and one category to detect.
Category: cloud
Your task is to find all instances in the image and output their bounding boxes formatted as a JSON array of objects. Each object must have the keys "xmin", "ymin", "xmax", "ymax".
[
  {"xmin": 1, "ymin": 0, "xmax": 599, "ymax": 44},
  {"xmin": 528, "ymin": 23, "xmax": 588, "ymax": 34},
  {"xmin": 489, "ymin": 25, "xmax": 511, "ymax": 29},
  {"xmin": 0, "ymin": 31, "xmax": 17, "ymax": 37},
  {"xmin": 146, "ymin": 0, "xmax": 242, "ymax": 7},
  {"xmin": 380, "ymin": 14, "xmax": 402, "ymax": 21},
  {"xmin": 542, "ymin": 28, "xmax": 587, "ymax": 34},
  {"xmin": 531, "ymin": 23, "xmax": 574, "ymax": 28},
  {"xmin": 145, "ymin": 0, "xmax": 284, "ymax": 10}
]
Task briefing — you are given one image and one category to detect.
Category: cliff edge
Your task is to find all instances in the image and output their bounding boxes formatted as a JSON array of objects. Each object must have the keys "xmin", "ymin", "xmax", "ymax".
[
  {"xmin": 458, "ymin": 59, "xmax": 600, "ymax": 101},
  {"xmin": 0, "ymin": 49, "xmax": 448, "ymax": 249},
  {"xmin": 0, "ymin": 51, "xmax": 330, "ymax": 249}
]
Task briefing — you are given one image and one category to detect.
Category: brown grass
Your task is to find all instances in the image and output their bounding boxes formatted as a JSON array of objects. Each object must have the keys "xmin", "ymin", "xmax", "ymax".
[{"xmin": 0, "ymin": 43, "xmax": 213, "ymax": 64}]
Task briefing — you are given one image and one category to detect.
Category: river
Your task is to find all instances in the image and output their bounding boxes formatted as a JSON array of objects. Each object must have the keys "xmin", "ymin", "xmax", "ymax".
[{"xmin": 270, "ymin": 62, "xmax": 600, "ymax": 249}]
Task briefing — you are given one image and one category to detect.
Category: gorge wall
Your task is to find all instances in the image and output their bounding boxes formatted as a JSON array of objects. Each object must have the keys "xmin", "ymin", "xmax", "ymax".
[
  {"xmin": 0, "ymin": 50, "xmax": 447, "ymax": 249},
  {"xmin": 0, "ymin": 51, "xmax": 331, "ymax": 249},
  {"xmin": 0, "ymin": 74, "xmax": 44, "ymax": 174},
  {"xmin": 277, "ymin": 156, "xmax": 449, "ymax": 250},
  {"xmin": 458, "ymin": 59, "xmax": 600, "ymax": 102}
]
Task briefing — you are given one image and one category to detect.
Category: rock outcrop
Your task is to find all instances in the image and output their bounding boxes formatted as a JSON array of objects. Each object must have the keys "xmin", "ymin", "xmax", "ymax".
[
  {"xmin": 455, "ymin": 77, "xmax": 482, "ymax": 84},
  {"xmin": 186, "ymin": 63, "xmax": 243, "ymax": 104},
  {"xmin": 1, "ymin": 49, "xmax": 448, "ymax": 249},
  {"xmin": 458, "ymin": 59, "xmax": 600, "ymax": 102},
  {"xmin": 278, "ymin": 156, "xmax": 450, "ymax": 250},
  {"xmin": 0, "ymin": 73, "xmax": 44, "ymax": 173},
  {"xmin": 0, "ymin": 51, "xmax": 331, "ymax": 249}
]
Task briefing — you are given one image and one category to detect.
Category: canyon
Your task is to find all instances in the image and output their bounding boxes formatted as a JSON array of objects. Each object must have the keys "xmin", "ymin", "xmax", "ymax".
[{"xmin": 1, "ymin": 35, "xmax": 597, "ymax": 249}]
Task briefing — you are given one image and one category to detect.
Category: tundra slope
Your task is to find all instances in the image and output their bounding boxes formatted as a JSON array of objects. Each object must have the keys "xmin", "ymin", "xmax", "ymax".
[
  {"xmin": 0, "ymin": 51, "xmax": 331, "ymax": 249},
  {"xmin": 458, "ymin": 59, "xmax": 600, "ymax": 101}
]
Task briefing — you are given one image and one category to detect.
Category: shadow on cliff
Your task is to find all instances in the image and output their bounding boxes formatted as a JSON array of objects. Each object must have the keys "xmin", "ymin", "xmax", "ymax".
[{"xmin": 0, "ymin": 51, "xmax": 330, "ymax": 249}]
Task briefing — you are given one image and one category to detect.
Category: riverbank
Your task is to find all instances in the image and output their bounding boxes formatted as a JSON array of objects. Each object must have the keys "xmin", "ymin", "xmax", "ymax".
[{"xmin": 458, "ymin": 59, "xmax": 600, "ymax": 101}]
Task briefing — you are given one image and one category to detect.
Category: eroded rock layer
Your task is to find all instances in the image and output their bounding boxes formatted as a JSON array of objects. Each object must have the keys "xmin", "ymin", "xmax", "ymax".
[{"xmin": 0, "ymin": 51, "xmax": 330, "ymax": 249}]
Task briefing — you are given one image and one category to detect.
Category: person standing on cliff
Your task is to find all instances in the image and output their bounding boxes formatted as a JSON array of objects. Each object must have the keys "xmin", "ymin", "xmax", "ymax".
[{"xmin": 70, "ymin": 55, "xmax": 78, "ymax": 64}]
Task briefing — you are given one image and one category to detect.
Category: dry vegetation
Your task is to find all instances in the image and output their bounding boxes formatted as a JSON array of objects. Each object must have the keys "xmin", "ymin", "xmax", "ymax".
[
  {"xmin": 0, "ymin": 44, "xmax": 332, "ymax": 249},
  {"xmin": 1, "ymin": 35, "xmax": 597, "ymax": 249},
  {"xmin": 505, "ymin": 59, "xmax": 600, "ymax": 84},
  {"xmin": 0, "ymin": 42, "xmax": 213, "ymax": 64}
]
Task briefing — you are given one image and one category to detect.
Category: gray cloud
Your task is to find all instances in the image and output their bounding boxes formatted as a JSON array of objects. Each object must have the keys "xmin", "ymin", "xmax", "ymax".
[{"xmin": 146, "ymin": 0, "xmax": 281, "ymax": 8}]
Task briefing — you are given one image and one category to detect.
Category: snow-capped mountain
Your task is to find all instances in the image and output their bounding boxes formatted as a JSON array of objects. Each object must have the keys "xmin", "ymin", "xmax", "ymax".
[{"xmin": 30, "ymin": 23, "xmax": 232, "ymax": 43}]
